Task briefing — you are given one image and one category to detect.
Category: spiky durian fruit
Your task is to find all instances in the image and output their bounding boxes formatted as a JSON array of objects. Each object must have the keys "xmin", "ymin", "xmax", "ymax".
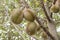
[
  {"xmin": 26, "ymin": 22, "xmax": 37, "ymax": 35},
  {"xmin": 50, "ymin": 5, "xmax": 59, "ymax": 13},
  {"xmin": 23, "ymin": 8, "xmax": 36, "ymax": 22}
]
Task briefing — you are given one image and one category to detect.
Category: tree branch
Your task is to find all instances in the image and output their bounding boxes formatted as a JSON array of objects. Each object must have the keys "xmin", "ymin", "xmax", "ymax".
[
  {"xmin": 35, "ymin": 16, "xmax": 55, "ymax": 40},
  {"xmin": 19, "ymin": 0, "xmax": 30, "ymax": 8},
  {"xmin": 53, "ymin": 0, "xmax": 57, "ymax": 4},
  {"xmin": 40, "ymin": 0, "xmax": 59, "ymax": 40},
  {"xmin": 40, "ymin": 0, "xmax": 53, "ymax": 23}
]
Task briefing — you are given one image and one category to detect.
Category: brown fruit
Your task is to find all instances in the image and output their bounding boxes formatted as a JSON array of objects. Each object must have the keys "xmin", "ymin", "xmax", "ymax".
[
  {"xmin": 26, "ymin": 22, "xmax": 37, "ymax": 35},
  {"xmin": 11, "ymin": 8, "xmax": 23, "ymax": 24},
  {"xmin": 42, "ymin": 32, "xmax": 47, "ymax": 38},
  {"xmin": 23, "ymin": 8, "xmax": 36, "ymax": 22},
  {"xmin": 50, "ymin": 5, "xmax": 59, "ymax": 13}
]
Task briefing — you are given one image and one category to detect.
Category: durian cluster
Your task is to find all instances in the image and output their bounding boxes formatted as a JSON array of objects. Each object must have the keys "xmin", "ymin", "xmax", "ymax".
[{"xmin": 11, "ymin": 7, "xmax": 40, "ymax": 35}]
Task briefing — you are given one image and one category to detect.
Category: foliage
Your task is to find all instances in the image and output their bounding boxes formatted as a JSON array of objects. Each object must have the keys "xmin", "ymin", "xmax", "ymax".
[{"xmin": 0, "ymin": 0, "xmax": 60, "ymax": 40}]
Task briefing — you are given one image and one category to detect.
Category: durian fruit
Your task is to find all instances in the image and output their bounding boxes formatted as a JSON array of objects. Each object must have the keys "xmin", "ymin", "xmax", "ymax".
[
  {"xmin": 26, "ymin": 22, "xmax": 37, "ymax": 35},
  {"xmin": 23, "ymin": 8, "xmax": 36, "ymax": 22},
  {"xmin": 41, "ymin": 32, "xmax": 47, "ymax": 38},
  {"xmin": 50, "ymin": 5, "xmax": 59, "ymax": 13},
  {"xmin": 11, "ymin": 8, "xmax": 23, "ymax": 24}
]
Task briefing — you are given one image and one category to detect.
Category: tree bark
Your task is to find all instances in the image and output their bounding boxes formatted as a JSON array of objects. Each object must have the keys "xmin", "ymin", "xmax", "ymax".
[{"xmin": 48, "ymin": 22, "xmax": 59, "ymax": 40}]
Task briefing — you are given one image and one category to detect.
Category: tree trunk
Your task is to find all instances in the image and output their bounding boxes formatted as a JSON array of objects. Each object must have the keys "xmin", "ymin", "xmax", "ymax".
[{"xmin": 48, "ymin": 22, "xmax": 59, "ymax": 40}]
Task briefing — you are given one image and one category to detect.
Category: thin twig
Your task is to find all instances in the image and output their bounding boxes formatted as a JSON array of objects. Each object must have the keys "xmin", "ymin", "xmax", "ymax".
[{"xmin": 11, "ymin": 22, "xmax": 25, "ymax": 40}]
